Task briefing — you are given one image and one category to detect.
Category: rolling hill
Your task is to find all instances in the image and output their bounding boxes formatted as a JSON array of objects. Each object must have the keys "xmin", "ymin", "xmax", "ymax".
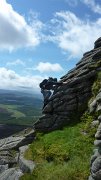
[{"xmin": 0, "ymin": 89, "xmax": 42, "ymax": 125}]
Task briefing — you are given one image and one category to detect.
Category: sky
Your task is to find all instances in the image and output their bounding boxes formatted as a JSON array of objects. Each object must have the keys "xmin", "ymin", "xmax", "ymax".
[{"xmin": 0, "ymin": 0, "xmax": 101, "ymax": 93}]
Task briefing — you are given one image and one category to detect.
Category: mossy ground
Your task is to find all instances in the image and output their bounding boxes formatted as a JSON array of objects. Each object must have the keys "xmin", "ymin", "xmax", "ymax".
[{"xmin": 20, "ymin": 119, "xmax": 95, "ymax": 180}]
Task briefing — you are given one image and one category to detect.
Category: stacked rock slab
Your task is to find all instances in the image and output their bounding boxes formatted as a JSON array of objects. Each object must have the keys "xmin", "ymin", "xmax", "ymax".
[
  {"xmin": 0, "ymin": 128, "xmax": 35, "ymax": 180},
  {"xmin": 34, "ymin": 38, "xmax": 101, "ymax": 132},
  {"xmin": 89, "ymin": 90, "xmax": 101, "ymax": 180}
]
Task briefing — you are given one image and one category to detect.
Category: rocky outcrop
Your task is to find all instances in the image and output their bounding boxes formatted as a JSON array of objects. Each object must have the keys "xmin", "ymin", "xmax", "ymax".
[
  {"xmin": 94, "ymin": 38, "xmax": 101, "ymax": 49},
  {"xmin": 0, "ymin": 168, "xmax": 23, "ymax": 180},
  {"xmin": 0, "ymin": 165, "xmax": 8, "ymax": 173},
  {"xmin": 19, "ymin": 145, "xmax": 35, "ymax": 173},
  {"xmin": 0, "ymin": 128, "xmax": 35, "ymax": 151},
  {"xmin": 0, "ymin": 128, "xmax": 35, "ymax": 180},
  {"xmin": 0, "ymin": 150, "xmax": 17, "ymax": 166},
  {"xmin": 89, "ymin": 89, "xmax": 101, "ymax": 180},
  {"xmin": 34, "ymin": 38, "xmax": 101, "ymax": 132}
]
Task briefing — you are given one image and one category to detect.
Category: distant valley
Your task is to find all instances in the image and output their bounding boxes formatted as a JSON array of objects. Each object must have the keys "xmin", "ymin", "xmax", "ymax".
[{"xmin": 0, "ymin": 89, "xmax": 42, "ymax": 126}]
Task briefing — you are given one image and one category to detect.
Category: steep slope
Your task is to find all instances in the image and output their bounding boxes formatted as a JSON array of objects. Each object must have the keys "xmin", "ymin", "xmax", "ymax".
[
  {"xmin": 20, "ymin": 38, "xmax": 101, "ymax": 180},
  {"xmin": 34, "ymin": 37, "xmax": 101, "ymax": 132}
]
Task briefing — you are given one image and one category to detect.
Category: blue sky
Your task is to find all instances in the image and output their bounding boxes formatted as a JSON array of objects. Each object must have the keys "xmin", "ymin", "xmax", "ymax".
[{"xmin": 0, "ymin": 0, "xmax": 101, "ymax": 93}]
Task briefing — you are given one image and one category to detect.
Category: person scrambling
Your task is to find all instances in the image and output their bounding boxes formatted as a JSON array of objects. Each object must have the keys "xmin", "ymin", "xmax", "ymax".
[{"xmin": 39, "ymin": 77, "xmax": 65, "ymax": 108}]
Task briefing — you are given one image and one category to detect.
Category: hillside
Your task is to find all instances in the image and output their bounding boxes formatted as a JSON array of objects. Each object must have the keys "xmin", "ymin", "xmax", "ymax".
[
  {"xmin": 0, "ymin": 38, "xmax": 101, "ymax": 180},
  {"xmin": 0, "ymin": 90, "xmax": 42, "ymax": 125},
  {"xmin": 20, "ymin": 38, "xmax": 101, "ymax": 180}
]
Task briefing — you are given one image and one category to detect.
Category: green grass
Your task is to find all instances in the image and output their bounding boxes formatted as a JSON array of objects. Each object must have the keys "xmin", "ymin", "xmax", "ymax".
[
  {"xmin": 0, "ymin": 104, "xmax": 41, "ymax": 125},
  {"xmin": 92, "ymin": 71, "xmax": 101, "ymax": 97},
  {"xmin": 80, "ymin": 111, "xmax": 98, "ymax": 137},
  {"xmin": 20, "ymin": 121, "xmax": 94, "ymax": 180},
  {"xmin": 0, "ymin": 104, "xmax": 26, "ymax": 118}
]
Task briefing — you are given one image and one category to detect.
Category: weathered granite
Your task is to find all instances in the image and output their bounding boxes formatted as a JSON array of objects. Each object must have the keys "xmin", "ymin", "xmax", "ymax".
[
  {"xmin": 88, "ymin": 176, "xmax": 95, "ymax": 180},
  {"xmin": 0, "ymin": 150, "xmax": 17, "ymax": 165},
  {"xmin": 91, "ymin": 121, "xmax": 99, "ymax": 128},
  {"xmin": 0, "ymin": 168, "xmax": 23, "ymax": 180},
  {"xmin": 95, "ymin": 124, "xmax": 101, "ymax": 139},
  {"xmin": 89, "ymin": 88, "xmax": 101, "ymax": 179},
  {"xmin": 90, "ymin": 149, "xmax": 100, "ymax": 166},
  {"xmin": 98, "ymin": 115, "xmax": 101, "ymax": 122},
  {"xmin": 0, "ymin": 128, "xmax": 35, "ymax": 179},
  {"xmin": 0, "ymin": 128, "xmax": 35, "ymax": 151},
  {"xmin": 89, "ymin": 99, "xmax": 97, "ymax": 113},
  {"xmin": 0, "ymin": 165, "xmax": 8, "ymax": 173},
  {"xmin": 19, "ymin": 145, "xmax": 35, "ymax": 173},
  {"xmin": 94, "ymin": 37, "xmax": 101, "ymax": 49},
  {"xmin": 34, "ymin": 38, "xmax": 101, "ymax": 132}
]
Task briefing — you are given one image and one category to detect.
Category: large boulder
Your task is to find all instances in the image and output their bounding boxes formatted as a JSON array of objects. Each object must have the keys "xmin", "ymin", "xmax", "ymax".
[
  {"xmin": 94, "ymin": 38, "xmax": 101, "ymax": 49},
  {"xmin": 19, "ymin": 145, "xmax": 35, "ymax": 173},
  {"xmin": 0, "ymin": 150, "xmax": 17, "ymax": 165},
  {"xmin": 0, "ymin": 128, "xmax": 35, "ymax": 151},
  {"xmin": 0, "ymin": 165, "xmax": 8, "ymax": 174},
  {"xmin": 0, "ymin": 168, "xmax": 23, "ymax": 180},
  {"xmin": 0, "ymin": 128, "xmax": 35, "ymax": 179}
]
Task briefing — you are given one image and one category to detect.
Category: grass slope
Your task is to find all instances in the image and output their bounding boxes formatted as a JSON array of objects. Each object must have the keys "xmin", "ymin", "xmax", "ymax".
[{"xmin": 20, "ymin": 120, "xmax": 95, "ymax": 180}]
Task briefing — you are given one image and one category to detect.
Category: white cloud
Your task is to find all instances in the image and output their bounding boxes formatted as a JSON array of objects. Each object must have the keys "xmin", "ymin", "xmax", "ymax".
[
  {"xmin": 0, "ymin": 0, "xmax": 43, "ymax": 51},
  {"xmin": 48, "ymin": 11, "xmax": 101, "ymax": 57},
  {"xmin": 83, "ymin": 0, "xmax": 101, "ymax": 14},
  {"xmin": 64, "ymin": 0, "xmax": 101, "ymax": 14},
  {"xmin": 64, "ymin": 0, "xmax": 78, "ymax": 7},
  {"xmin": 0, "ymin": 0, "xmax": 101, "ymax": 60},
  {"xmin": 6, "ymin": 59, "xmax": 25, "ymax": 66},
  {"xmin": 34, "ymin": 62, "xmax": 63, "ymax": 73},
  {"xmin": 0, "ymin": 67, "xmax": 43, "ymax": 92}
]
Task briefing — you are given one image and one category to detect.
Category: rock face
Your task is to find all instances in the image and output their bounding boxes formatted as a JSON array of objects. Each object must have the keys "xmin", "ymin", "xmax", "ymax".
[
  {"xmin": 34, "ymin": 37, "xmax": 101, "ymax": 132},
  {"xmin": 94, "ymin": 37, "xmax": 101, "ymax": 49},
  {"xmin": 19, "ymin": 145, "xmax": 35, "ymax": 173},
  {"xmin": 0, "ymin": 129, "xmax": 35, "ymax": 151},
  {"xmin": 89, "ymin": 89, "xmax": 101, "ymax": 180},
  {"xmin": 0, "ymin": 128, "xmax": 35, "ymax": 180},
  {"xmin": 0, "ymin": 168, "xmax": 23, "ymax": 180}
]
